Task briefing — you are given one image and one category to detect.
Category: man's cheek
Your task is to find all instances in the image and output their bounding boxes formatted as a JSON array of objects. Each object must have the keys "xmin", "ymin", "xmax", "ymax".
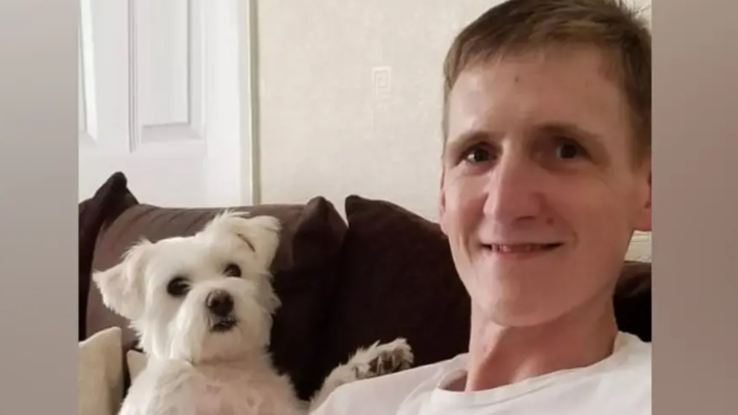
[{"xmin": 443, "ymin": 182, "xmax": 468, "ymax": 216}]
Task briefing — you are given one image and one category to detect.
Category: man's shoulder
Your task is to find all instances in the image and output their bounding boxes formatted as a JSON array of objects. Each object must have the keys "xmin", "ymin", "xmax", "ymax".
[
  {"xmin": 595, "ymin": 334, "xmax": 652, "ymax": 413},
  {"xmin": 598, "ymin": 333, "xmax": 651, "ymax": 405},
  {"xmin": 310, "ymin": 354, "xmax": 466, "ymax": 415},
  {"xmin": 619, "ymin": 332, "xmax": 652, "ymax": 372}
]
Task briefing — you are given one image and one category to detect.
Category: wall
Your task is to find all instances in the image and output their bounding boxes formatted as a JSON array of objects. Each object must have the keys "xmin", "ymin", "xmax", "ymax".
[
  {"xmin": 256, "ymin": 0, "xmax": 652, "ymax": 259},
  {"xmin": 257, "ymin": 0, "xmax": 493, "ymax": 220}
]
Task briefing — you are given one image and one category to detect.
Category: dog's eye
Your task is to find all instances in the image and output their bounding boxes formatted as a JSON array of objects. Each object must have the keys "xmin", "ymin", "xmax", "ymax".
[
  {"xmin": 167, "ymin": 277, "xmax": 190, "ymax": 297},
  {"xmin": 224, "ymin": 263, "xmax": 242, "ymax": 278}
]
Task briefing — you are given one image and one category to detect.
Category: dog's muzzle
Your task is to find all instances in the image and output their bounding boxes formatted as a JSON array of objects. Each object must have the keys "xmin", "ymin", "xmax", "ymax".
[{"xmin": 206, "ymin": 290, "xmax": 237, "ymax": 332}]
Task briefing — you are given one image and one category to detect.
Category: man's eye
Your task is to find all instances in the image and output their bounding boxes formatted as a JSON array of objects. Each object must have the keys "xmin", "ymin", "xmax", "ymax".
[
  {"xmin": 463, "ymin": 147, "xmax": 492, "ymax": 164},
  {"xmin": 554, "ymin": 139, "xmax": 588, "ymax": 160}
]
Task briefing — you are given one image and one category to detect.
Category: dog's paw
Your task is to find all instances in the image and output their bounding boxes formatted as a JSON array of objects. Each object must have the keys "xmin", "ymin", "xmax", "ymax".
[
  {"xmin": 311, "ymin": 338, "xmax": 414, "ymax": 409},
  {"xmin": 348, "ymin": 338, "xmax": 414, "ymax": 380}
]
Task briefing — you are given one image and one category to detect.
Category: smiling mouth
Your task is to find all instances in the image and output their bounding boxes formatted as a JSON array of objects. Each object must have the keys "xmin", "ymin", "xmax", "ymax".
[
  {"xmin": 210, "ymin": 317, "xmax": 237, "ymax": 333},
  {"xmin": 482, "ymin": 243, "xmax": 564, "ymax": 254}
]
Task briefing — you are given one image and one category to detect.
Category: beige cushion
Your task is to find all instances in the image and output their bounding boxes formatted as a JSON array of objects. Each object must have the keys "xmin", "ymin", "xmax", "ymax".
[
  {"xmin": 126, "ymin": 349, "xmax": 148, "ymax": 381},
  {"xmin": 78, "ymin": 327, "xmax": 124, "ymax": 415}
]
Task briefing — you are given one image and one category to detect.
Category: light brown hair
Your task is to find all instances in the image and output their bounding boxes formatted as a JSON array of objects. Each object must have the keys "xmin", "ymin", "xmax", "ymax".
[{"xmin": 442, "ymin": 0, "xmax": 651, "ymax": 161}]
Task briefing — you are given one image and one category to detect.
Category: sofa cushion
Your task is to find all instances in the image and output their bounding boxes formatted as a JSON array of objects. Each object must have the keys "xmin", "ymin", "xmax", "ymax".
[
  {"xmin": 312, "ymin": 195, "xmax": 652, "ymax": 386},
  {"xmin": 613, "ymin": 262, "xmax": 652, "ymax": 343},
  {"xmin": 78, "ymin": 173, "xmax": 139, "ymax": 340},
  {"xmin": 126, "ymin": 350, "xmax": 147, "ymax": 383},
  {"xmin": 86, "ymin": 181, "xmax": 347, "ymax": 401},
  {"xmin": 78, "ymin": 327, "xmax": 125, "ymax": 415}
]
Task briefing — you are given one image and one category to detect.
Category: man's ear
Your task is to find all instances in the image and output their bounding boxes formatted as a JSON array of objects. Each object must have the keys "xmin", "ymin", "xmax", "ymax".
[
  {"xmin": 92, "ymin": 240, "xmax": 151, "ymax": 321},
  {"xmin": 203, "ymin": 211, "xmax": 282, "ymax": 270}
]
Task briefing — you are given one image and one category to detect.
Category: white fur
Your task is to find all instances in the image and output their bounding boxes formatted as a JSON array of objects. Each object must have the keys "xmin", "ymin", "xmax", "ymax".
[{"xmin": 93, "ymin": 211, "xmax": 413, "ymax": 415}]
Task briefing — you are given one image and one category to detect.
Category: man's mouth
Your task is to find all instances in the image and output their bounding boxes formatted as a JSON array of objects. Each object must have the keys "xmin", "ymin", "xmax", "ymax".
[
  {"xmin": 210, "ymin": 316, "xmax": 237, "ymax": 333},
  {"xmin": 482, "ymin": 243, "xmax": 564, "ymax": 254}
]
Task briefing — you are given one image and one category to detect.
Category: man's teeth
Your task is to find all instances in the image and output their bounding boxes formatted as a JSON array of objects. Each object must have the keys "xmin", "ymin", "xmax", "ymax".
[{"xmin": 487, "ymin": 243, "xmax": 559, "ymax": 253}]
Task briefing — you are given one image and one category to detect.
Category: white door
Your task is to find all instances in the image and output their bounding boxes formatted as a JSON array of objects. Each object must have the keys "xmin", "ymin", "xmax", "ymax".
[{"xmin": 78, "ymin": 0, "xmax": 256, "ymax": 208}]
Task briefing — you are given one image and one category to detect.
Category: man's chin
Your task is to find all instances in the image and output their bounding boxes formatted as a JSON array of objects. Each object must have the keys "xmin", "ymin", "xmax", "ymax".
[
  {"xmin": 472, "ymin": 305, "xmax": 555, "ymax": 328},
  {"xmin": 468, "ymin": 287, "xmax": 566, "ymax": 327}
]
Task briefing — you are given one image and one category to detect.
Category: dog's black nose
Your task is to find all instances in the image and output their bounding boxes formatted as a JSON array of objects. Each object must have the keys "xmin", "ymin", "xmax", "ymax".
[{"xmin": 206, "ymin": 290, "xmax": 234, "ymax": 317}]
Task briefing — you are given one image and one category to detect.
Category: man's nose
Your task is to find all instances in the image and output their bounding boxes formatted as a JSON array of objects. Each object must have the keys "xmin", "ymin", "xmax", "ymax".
[{"xmin": 482, "ymin": 153, "xmax": 544, "ymax": 224}]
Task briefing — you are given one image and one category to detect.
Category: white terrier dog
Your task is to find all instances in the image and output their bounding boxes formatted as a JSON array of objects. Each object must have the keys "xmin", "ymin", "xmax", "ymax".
[{"xmin": 93, "ymin": 211, "xmax": 413, "ymax": 415}]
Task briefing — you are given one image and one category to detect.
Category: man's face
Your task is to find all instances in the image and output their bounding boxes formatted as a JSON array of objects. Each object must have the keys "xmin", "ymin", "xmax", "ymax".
[{"xmin": 440, "ymin": 46, "xmax": 651, "ymax": 327}]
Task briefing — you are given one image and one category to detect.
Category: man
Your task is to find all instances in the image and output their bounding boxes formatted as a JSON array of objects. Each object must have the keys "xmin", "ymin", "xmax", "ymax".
[{"xmin": 313, "ymin": 0, "xmax": 652, "ymax": 413}]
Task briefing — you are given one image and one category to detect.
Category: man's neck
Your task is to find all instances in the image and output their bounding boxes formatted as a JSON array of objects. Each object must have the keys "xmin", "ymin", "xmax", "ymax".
[{"xmin": 464, "ymin": 294, "xmax": 618, "ymax": 392}]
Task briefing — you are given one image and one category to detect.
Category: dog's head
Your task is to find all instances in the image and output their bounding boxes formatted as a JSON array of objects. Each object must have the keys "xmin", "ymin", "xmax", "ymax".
[{"xmin": 92, "ymin": 211, "xmax": 282, "ymax": 364}]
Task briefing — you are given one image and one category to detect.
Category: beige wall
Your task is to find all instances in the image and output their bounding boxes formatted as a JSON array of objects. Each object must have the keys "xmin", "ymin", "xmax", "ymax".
[
  {"xmin": 256, "ymin": 0, "xmax": 651, "ymax": 258},
  {"xmin": 258, "ymin": 0, "xmax": 496, "ymax": 220}
]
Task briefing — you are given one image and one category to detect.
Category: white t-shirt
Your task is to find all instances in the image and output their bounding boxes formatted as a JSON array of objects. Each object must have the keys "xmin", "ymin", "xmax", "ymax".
[{"xmin": 311, "ymin": 331, "xmax": 651, "ymax": 415}]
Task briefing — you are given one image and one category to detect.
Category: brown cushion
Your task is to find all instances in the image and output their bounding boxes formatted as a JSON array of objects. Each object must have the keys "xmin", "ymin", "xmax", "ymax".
[
  {"xmin": 614, "ymin": 261, "xmax": 652, "ymax": 342},
  {"xmin": 78, "ymin": 172, "xmax": 139, "ymax": 340},
  {"xmin": 312, "ymin": 195, "xmax": 652, "ymax": 386},
  {"xmin": 86, "ymin": 187, "xmax": 347, "ymax": 400}
]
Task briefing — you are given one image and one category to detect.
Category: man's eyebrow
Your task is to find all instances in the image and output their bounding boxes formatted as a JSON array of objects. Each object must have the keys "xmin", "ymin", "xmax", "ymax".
[{"xmin": 539, "ymin": 122, "xmax": 603, "ymax": 144}]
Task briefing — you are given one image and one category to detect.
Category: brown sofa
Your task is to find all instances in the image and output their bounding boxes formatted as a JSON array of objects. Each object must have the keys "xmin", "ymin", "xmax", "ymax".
[{"xmin": 79, "ymin": 172, "xmax": 652, "ymax": 401}]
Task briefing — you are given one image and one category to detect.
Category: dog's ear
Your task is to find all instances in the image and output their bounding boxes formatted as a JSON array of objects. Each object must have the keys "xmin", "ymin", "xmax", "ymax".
[
  {"xmin": 203, "ymin": 211, "xmax": 282, "ymax": 270},
  {"xmin": 92, "ymin": 240, "xmax": 151, "ymax": 320}
]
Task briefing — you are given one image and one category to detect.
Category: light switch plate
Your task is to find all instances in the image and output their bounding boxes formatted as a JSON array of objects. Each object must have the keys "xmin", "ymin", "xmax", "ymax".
[{"xmin": 372, "ymin": 66, "xmax": 392, "ymax": 100}]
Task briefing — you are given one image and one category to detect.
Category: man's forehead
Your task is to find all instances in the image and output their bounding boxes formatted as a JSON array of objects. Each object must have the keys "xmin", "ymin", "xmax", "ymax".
[{"xmin": 445, "ymin": 47, "xmax": 628, "ymax": 146}]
